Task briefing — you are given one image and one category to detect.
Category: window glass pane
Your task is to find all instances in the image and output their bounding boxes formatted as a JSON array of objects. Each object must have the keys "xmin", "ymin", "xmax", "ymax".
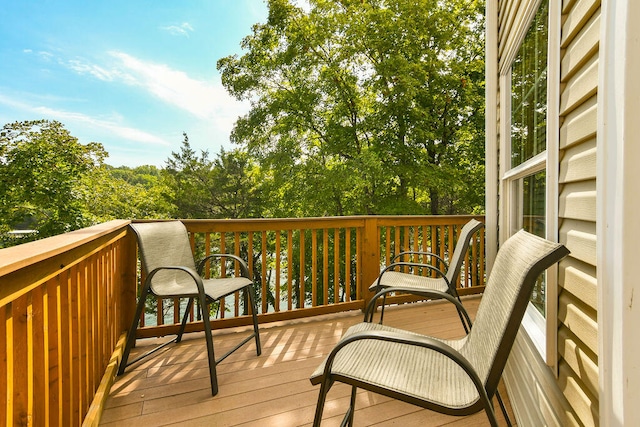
[
  {"xmin": 522, "ymin": 170, "xmax": 546, "ymax": 238},
  {"xmin": 520, "ymin": 170, "xmax": 546, "ymax": 315},
  {"xmin": 511, "ymin": 0, "xmax": 548, "ymax": 168}
]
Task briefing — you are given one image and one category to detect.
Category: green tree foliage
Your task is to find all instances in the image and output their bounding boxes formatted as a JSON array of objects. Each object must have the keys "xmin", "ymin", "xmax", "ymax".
[
  {"xmin": 209, "ymin": 148, "xmax": 264, "ymax": 218},
  {"xmin": 163, "ymin": 133, "xmax": 265, "ymax": 219},
  {"xmin": 80, "ymin": 165, "xmax": 174, "ymax": 222},
  {"xmin": 0, "ymin": 120, "xmax": 174, "ymax": 247},
  {"xmin": 0, "ymin": 120, "xmax": 106, "ymax": 242},
  {"xmin": 163, "ymin": 133, "xmax": 214, "ymax": 218},
  {"xmin": 218, "ymin": 0, "xmax": 486, "ymax": 217}
]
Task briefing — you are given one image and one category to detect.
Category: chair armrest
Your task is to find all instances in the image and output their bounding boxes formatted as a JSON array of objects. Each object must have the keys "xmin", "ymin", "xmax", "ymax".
[
  {"xmin": 197, "ymin": 254, "xmax": 250, "ymax": 278},
  {"xmin": 381, "ymin": 261, "xmax": 447, "ymax": 278},
  {"xmin": 364, "ymin": 286, "xmax": 473, "ymax": 329},
  {"xmin": 391, "ymin": 251, "xmax": 448, "ymax": 270},
  {"xmin": 145, "ymin": 265, "xmax": 206, "ymax": 296}
]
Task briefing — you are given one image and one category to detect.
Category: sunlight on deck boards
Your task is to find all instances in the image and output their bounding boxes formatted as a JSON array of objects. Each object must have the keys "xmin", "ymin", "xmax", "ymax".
[{"xmin": 100, "ymin": 296, "xmax": 515, "ymax": 426}]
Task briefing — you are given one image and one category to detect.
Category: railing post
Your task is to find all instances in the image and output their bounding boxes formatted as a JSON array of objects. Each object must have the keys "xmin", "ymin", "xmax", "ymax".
[
  {"xmin": 361, "ymin": 217, "xmax": 381, "ymax": 311},
  {"xmin": 120, "ymin": 227, "xmax": 138, "ymax": 334}
]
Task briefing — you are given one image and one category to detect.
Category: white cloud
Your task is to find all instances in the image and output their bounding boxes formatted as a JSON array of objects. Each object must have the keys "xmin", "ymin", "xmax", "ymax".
[
  {"xmin": 107, "ymin": 51, "xmax": 248, "ymax": 130},
  {"xmin": 60, "ymin": 51, "xmax": 248, "ymax": 132},
  {"xmin": 160, "ymin": 22, "xmax": 194, "ymax": 37},
  {"xmin": 38, "ymin": 51, "xmax": 54, "ymax": 61},
  {"xmin": 66, "ymin": 59, "xmax": 120, "ymax": 82},
  {"xmin": 34, "ymin": 106, "xmax": 170, "ymax": 146},
  {"xmin": 63, "ymin": 57, "xmax": 138, "ymax": 85},
  {"xmin": 0, "ymin": 93, "xmax": 169, "ymax": 146},
  {"xmin": 7, "ymin": 49, "xmax": 250, "ymax": 163}
]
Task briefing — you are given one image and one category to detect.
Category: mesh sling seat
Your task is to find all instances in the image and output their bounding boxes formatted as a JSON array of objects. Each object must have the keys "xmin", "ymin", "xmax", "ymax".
[
  {"xmin": 369, "ymin": 219, "xmax": 484, "ymax": 328},
  {"xmin": 310, "ymin": 230, "xmax": 569, "ymax": 426},
  {"xmin": 117, "ymin": 221, "xmax": 261, "ymax": 396}
]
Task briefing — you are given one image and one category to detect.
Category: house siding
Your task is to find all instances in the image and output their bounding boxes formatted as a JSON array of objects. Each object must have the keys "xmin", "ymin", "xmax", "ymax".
[
  {"xmin": 557, "ymin": 0, "xmax": 600, "ymax": 424},
  {"xmin": 496, "ymin": 0, "xmax": 600, "ymax": 425},
  {"xmin": 505, "ymin": 330, "xmax": 581, "ymax": 426}
]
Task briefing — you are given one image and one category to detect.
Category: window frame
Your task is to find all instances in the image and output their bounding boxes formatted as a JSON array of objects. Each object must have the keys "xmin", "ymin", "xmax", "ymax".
[{"xmin": 498, "ymin": 0, "xmax": 560, "ymax": 369}]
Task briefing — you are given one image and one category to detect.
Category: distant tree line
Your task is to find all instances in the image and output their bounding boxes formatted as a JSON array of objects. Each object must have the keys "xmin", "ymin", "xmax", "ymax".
[{"xmin": 0, "ymin": 0, "xmax": 485, "ymax": 249}]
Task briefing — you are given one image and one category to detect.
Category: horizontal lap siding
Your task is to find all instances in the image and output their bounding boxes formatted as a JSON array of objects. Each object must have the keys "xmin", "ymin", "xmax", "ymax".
[
  {"xmin": 558, "ymin": 0, "xmax": 600, "ymax": 426},
  {"xmin": 505, "ymin": 332, "xmax": 581, "ymax": 426},
  {"xmin": 560, "ymin": 137, "xmax": 596, "ymax": 179},
  {"xmin": 559, "ymin": 182, "xmax": 596, "ymax": 223}
]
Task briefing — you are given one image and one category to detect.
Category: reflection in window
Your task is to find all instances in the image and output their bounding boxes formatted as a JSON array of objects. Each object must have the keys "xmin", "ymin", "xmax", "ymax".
[
  {"xmin": 519, "ymin": 170, "xmax": 546, "ymax": 315},
  {"xmin": 511, "ymin": 0, "xmax": 548, "ymax": 168},
  {"xmin": 522, "ymin": 170, "xmax": 546, "ymax": 239}
]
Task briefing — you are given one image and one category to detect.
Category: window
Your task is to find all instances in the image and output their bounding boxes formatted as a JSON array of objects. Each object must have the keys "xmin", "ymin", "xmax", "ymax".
[
  {"xmin": 510, "ymin": 0, "xmax": 549, "ymax": 314},
  {"xmin": 500, "ymin": 0, "xmax": 558, "ymax": 362},
  {"xmin": 510, "ymin": 2, "xmax": 548, "ymax": 170}
]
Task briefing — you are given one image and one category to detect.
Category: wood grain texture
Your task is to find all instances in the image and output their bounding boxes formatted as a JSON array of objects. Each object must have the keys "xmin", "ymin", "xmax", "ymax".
[{"xmin": 101, "ymin": 297, "xmax": 516, "ymax": 426}]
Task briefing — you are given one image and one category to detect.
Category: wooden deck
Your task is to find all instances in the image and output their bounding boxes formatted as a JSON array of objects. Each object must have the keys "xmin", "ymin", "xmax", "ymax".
[{"xmin": 100, "ymin": 296, "xmax": 515, "ymax": 426}]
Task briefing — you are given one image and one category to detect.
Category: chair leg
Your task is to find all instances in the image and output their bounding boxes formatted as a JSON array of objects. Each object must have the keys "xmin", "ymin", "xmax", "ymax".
[
  {"xmin": 367, "ymin": 296, "xmax": 376, "ymax": 323},
  {"xmin": 313, "ymin": 378, "xmax": 332, "ymax": 427},
  {"xmin": 449, "ymin": 290, "xmax": 471, "ymax": 333},
  {"xmin": 247, "ymin": 285, "xmax": 262, "ymax": 356},
  {"xmin": 176, "ymin": 297, "xmax": 194, "ymax": 343},
  {"xmin": 118, "ymin": 285, "xmax": 150, "ymax": 376},
  {"xmin": 455, "ymin": 302, "xmax": 471, "ymax": 333},
  {"xmin": 341, "ymin": 386, "xmax": 357, "ymax": 427},
  {"xmin": 481, "ymin": 395, "xmax": 500, "ymax": 427},
  {"xmin": 378, "ymin": 293, "xmax": 388, "ymax": 324},
  {"xmin": 496, "ymin": 389, "xmax": 513, "ymax": 427},
  {"xmin": 199, "ymin": 298, "xmax": 219, "ymax": 396}
]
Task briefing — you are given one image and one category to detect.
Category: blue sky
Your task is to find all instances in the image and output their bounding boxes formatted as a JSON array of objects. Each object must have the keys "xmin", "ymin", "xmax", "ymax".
[{"xmin": 0, "ymin": 1, "xmax": 269, "ymax": 167}]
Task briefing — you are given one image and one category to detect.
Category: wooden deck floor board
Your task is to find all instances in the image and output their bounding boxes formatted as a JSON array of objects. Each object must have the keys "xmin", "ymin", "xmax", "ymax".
[{"xmin": 101, "ymin": 296, "xmax": 516, "ymax": 426}]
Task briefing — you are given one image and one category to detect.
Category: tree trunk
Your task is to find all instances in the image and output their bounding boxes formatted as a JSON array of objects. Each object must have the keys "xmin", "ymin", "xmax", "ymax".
[{"xmin": 429, "ymin": 187, "xmax": 439, "ymax": 215}]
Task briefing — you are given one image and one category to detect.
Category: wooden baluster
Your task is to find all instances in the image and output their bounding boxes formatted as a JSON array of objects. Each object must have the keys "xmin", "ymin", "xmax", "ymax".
[
  {"xmin": 275, "ymin": 231, "xmax": 281, "ymax": 312},
  {"xmin": 287, "ymin": 230, "xmax": 293, "ymax": 311}
]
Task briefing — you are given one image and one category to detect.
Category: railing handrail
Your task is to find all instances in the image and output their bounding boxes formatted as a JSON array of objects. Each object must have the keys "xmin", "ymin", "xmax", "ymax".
[
  {"xmin": 0, "ymin": 220, "xmax": 133, "ymax": 309},
  {"xmin": 0, "ymin": 220, "xmax": 131, "ymax": 277},
  {"xmin": 183, "ymin": 214, "xmax": 481, "ymax": 227}
]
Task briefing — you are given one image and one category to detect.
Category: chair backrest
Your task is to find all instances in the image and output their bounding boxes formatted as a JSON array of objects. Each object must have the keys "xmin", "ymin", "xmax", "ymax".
[
  {"xmin": 460, "ymin": 230, "xmax": 569, "ymax": 397},
  {"xmin": 130, "ymin": 221, "xmax": 198, "ymax": 295},
  {"xmin": 445, "ymin": 219, "xmax": 485, "ymax": 286}
]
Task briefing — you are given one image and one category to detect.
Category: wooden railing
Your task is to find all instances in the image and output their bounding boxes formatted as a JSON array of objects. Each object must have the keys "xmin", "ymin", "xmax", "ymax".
[
  {"xmin": 0, "ymin": 220, "xmax": 137, "ymax": 427},
  {"xmin": 137, "ymin": 215, "xmax": 486, "ymax": 338},
  {"xmin": 0, "ymin": 215, "xmax": 485, "ymax": 425}
]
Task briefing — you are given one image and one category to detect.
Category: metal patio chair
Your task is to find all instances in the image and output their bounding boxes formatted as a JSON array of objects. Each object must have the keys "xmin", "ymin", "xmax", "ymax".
[
  {"xmin": 369, "ymin": 218, "xmax": 484, "ymax": 329},
  {"xmin": 117, "ymin": 221, "xmax": 261, "ymax": 396},
  {"xmin": 311, "ymin": 229, "xmax": 569, "ymax": 426}
]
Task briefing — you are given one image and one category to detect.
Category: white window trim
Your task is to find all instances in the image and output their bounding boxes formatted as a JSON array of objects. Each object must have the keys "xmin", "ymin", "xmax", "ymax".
[
  {"xmin": 545, "ymin": 0, "xmax": 561, "ymax": 373},
  {"xmin": 597, "ymin": 0, "xmax": 640, "ymax": 424},
  {"xmin": 501, "ymin": 151, "xmax": 546, "ymax": 181},
  {"xmin": 497, "ymin": 0, "xmax": 560, "ymax": 370},
  {"xmin": 484, "ymin": 0, "xmax": 498, "ymax": 275},
  {"xmin": 522, "ymin": 303, "xmax": 546, "ymax": 356}
]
